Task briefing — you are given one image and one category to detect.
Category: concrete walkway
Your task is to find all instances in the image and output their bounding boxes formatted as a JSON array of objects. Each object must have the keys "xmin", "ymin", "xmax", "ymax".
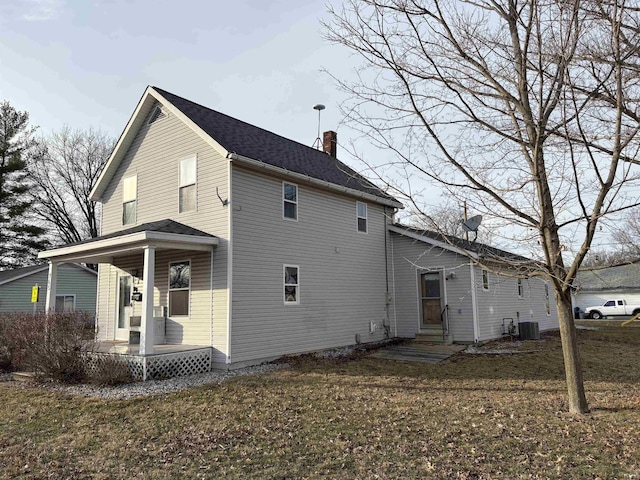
[{"xmin": 369, "ymin": 342, "xmax": 466, "ymax": 364}]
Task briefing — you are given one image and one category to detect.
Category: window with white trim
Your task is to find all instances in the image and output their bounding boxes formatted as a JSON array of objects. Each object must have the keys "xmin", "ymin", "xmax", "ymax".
[
  {"xmin": 55, "ymin": 295, "xmax": 75, "ymax": 313},
  {"xmin": 284, "ymin": 265, "xmax": 299, "ymax": 304},
  {"xmin": 283, "ymin": 182, "xmax": 297, "ymax": 220},
  {"xmin": 482, "ymin": 269, "xmax": 489, "ymax": 290},
  {"xmin": 122, "ymin": 175, "xmax": 137, "ymax": 225},
  {"xmin": 357, "ymin": 202, "xmax": 367, "ymax": 233},
  {"xmin": 169, "ymin": 261, "xmax": 190, "ymax": 316},
  {"xmin": 179, "ymin": 155, "xmax": 197, "ymax": 213},
  {"xmin": 517, "ymin": 278, "xmax": 523, "ymax": 298}
]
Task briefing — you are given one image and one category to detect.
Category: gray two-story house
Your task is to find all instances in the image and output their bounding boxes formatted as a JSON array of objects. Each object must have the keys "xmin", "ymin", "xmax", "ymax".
[{"xmin": 39, "ymin": 86, "xmax": 558, "ymax": 379}]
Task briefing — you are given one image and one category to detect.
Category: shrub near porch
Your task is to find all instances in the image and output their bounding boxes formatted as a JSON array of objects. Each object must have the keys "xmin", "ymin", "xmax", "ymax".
[{"xmin": 0, "ymin": 323, "xmax": 639, "ymax": 479}]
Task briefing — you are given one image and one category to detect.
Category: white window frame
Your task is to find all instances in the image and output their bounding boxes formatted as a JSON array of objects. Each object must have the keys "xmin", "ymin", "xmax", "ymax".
[
  {"xmin": 517, "ymin": 278, "xmax": 524, "ymax": 298},
  {"xmin": 282, "ymin": 182, "xmax": 298, "ymax": 221},
  {"xmin": 283, "ymin": 264, "xmax": 300, "ymax": 305},
  {"xmin": 168, "ymin": 259, "xmax": 191, "ymax": 317},
  {"xmin": 122, "ymin": 175, "xmax": 137, "ymax": 226},
  {"xmin": 178, "ymin": 155, "xmax": 198, "ymax": 213},
  {"xmin": 545, "ymin": 283, "xmax": 551, "ymax": 316},
  {"xmin": 356, "ymin": 201, "xmax": 368, "ymax": 233},
  {"xmin": 482, "ymin": 269, "xmax": 489, "ymax": 290},
  {"xmin": 55, "ymin": 294, "xmax": 76, "ymax": 313}
]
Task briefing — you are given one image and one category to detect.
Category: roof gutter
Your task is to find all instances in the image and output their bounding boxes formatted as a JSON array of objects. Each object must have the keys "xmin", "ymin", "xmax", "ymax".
[{"xmin": 227, "ymin": 152, "xmax": 404, "ymax": 209}]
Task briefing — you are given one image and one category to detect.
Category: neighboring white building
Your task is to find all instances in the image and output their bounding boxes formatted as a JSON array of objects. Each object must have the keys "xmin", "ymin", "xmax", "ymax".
[
  {"xmin": 573, "ymin": 263, "xmax": 640, "ymax": 315},
  {"xmin": 38, "ymin": 87, "xmax": 558, "ymax": 378}
]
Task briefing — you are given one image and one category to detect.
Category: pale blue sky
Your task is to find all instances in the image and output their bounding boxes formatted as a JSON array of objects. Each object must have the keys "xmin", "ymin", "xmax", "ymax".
[{"xmin": 0, "ymin": 0, "xmax": 354, "ymax": 150}]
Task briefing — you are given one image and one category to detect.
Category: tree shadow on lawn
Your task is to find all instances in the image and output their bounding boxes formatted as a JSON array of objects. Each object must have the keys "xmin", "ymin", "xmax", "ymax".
[{"xmin": 285, "ymin": 327, "xmax": 640, "ymax": 385}]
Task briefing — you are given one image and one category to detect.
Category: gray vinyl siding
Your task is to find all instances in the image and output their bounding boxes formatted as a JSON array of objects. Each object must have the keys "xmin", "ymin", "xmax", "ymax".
[
  {"xmin": 390, "ymin": 233, "xmax": 475, "ymax": 342},
  {"xmin": 95, "ymin": 102, "xmax": 229, "ymax": 360},
  {"xmin": 474, "ymin": 268, "xmax": 559, "ymax": 341},
  {"xmin": 230, "ymin": 166, "xmax": 390, "ymax": 364},
  {"xmin": 0, "ymin": 264, "xmax": 97, "ymax": 315}
]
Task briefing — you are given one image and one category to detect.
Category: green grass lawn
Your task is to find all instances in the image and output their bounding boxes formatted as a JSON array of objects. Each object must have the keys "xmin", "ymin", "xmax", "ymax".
[{"xmin": 1, "ymin": 322, "xmax": 639, "ymax": 479}]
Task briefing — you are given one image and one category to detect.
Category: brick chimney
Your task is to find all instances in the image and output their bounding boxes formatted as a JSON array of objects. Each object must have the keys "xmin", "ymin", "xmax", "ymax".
[{"xmin": 323, "ymin": 130, "xmax": 337, "ymax": 157}]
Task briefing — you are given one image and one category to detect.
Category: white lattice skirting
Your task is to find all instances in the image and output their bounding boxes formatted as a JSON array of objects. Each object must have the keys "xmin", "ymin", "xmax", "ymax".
[{"xmin": 84, "ymin": 348, "xmax": 213, "ymax": 381}]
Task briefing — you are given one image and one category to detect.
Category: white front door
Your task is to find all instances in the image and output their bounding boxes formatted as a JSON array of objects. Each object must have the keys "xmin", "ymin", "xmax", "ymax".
[{"xmin": 115, "ymin": 274, "xmax": 132, "ymax": 341}]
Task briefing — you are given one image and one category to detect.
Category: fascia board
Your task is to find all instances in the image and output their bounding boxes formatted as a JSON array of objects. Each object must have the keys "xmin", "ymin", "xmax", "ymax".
[
  {"xmin": 230, "ymin": 153, "xmax": 404, "ymax": 209},
  {"xmin": 38, "ymin": 231, "xmax": 217, "ymax": 260},
  {"xmin": 388, "ymin": 225, "xmax": 479, "ymax": 259}
]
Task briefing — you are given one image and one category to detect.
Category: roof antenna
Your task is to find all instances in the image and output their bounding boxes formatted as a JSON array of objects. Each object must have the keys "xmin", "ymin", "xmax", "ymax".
[{"xmin": 311, "ymin": 104, "xmax": 325, "ymax": 150}]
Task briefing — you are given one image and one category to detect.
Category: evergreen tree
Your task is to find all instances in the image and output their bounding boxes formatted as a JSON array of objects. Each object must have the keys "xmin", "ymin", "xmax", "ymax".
[{"xmin": 0, "ymin": 101, "xmax": 48, "ymax": 269}]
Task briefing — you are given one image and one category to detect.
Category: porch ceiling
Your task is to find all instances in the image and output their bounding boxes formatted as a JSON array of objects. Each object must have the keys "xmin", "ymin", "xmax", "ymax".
[{"xmin": 38, "ymin": 219, "xmax": 218, "ymax": 264}]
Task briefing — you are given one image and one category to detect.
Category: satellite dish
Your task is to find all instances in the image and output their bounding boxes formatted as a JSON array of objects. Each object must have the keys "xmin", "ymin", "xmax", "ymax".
[
  {"xmin": 462, "ymin": 215, "xmax": 482, "ymax": 232},
  {"xmin": 313, "ymin": 104, "xmax": 326, "ymax": 111}
]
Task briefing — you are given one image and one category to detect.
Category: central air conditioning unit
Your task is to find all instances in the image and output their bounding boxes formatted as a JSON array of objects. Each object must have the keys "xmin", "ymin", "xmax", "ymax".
[{"xmin": 519, "ymin": 321, "xmax": 540, "ymax": 340}]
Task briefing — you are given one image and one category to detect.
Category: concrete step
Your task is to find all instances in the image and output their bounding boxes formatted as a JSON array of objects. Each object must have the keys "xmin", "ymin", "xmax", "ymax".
[{"xmin": 414, "ymin": 332, "xmax": 453, "ymax": 345}]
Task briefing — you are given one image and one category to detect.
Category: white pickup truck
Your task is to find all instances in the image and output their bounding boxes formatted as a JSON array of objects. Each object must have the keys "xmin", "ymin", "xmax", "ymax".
[{"xmin": 584, "ymin": 299, "xmax": 640, "ymax": 319}]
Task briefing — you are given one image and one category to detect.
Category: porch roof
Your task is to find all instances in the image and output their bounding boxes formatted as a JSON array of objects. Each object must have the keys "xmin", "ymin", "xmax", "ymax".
[{"xmin": 38, "ymin": 219, "xmax": 218, "ymax": 264}]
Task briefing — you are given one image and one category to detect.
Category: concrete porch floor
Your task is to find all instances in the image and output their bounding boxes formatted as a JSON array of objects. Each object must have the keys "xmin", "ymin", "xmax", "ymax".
[
  {"xmin": 369, "ymin": 341, "xmax": 466, "ymax": 364},
  {"xmin": 95, "ymin": 341, "xmax": 209, "ymax": 356}
]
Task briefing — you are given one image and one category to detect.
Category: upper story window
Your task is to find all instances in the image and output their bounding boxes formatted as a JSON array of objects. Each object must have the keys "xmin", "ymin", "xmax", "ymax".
[
  {"xmin": 122, "ymin": 175, "xmax": 137, "ymax": 225},
  {"xmin": 179, "ymin": 155, "xmax": 197, "ymax": 213},
  {"xmin": 357, "ymin": 202, "xmax": 368, "ymax": 233},
  {"xmin": 283, "ymin": 182, "xmax": 297, "ymax": 220},
  {"xmin": 169, "ymin": 260, "xmax": 190, "ymax": 316},
  {"xmin": 482, "ymin": 269, "xmax": 489, "ymax": 290},
  {"xmin": 517, "ymin": 278, "xmax": 523, "ymax": 298}
]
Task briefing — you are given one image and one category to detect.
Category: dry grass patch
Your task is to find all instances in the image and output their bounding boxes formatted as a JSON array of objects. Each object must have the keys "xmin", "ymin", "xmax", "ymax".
[{"xmin": 1, "ymin": 323, "xmax": 639, "ymax": 479}]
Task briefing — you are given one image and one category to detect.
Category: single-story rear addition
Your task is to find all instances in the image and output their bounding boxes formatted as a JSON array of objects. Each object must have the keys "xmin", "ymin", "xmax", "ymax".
[{"xmin": 38, "ymin": 86, "xmax": 558, "ymax": 379}]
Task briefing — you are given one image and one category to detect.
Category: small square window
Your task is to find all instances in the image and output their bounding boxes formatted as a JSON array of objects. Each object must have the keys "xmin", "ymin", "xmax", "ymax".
[
  {"xmin": 283, "ymin": 183, "xmax": 297, "ymax": 220},
  {"xmin": 357, "ymin": 202, "xmax": 367, "ymax": 233},
  {"xmin": 284, "ymin": 265, "xmax": 299, "ymax": 304},
  {"xmin": 55, "ymin": 295, "xmax": 75, "ymax": 313}
]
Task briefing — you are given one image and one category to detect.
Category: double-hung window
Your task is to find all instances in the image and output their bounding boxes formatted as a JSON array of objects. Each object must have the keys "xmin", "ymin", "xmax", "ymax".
[
  {"xmin": 357, "ymin": 202, "xmax": 367, "ymax": 233},
  {"xmin": 169, "ymin": 261, "xmax": 190, "ymax": 316},
  {"xmin": 482, "ymin": 269, "xmax": 489, "ymax": 290},
  {"xmin": 179, "ymin": 155, "xmax": 197, "ymax": 213},
  {"xmin": 284, "ymin": 265, "xmax": 299, "ymax": 304},
  {"xmin": 545, "ymin": 284, "xmax": 550, "ymax": 315},
  {"xmin": 283, "ymin": 182, "xmax": 298, "ymax": 220},
  {"xmin": 122, "ymin": 175, "xmax": 137, "ymax": 225}
]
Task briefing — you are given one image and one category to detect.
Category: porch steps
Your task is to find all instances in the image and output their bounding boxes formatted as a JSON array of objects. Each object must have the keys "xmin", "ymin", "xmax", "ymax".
[{"xmin": 414, "ymin": 332, "xmax": 453, "ymax": 345}]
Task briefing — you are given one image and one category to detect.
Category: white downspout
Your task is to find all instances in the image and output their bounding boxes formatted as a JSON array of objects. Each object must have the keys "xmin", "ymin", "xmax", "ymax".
[{"xmin": 470, "ymin": 261, "xmax": 480, "ymax": 343}]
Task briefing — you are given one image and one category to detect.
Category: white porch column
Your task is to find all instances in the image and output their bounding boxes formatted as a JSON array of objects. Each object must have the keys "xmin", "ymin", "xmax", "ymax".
[
  {"xmin": 140, "ymin": 246, "xmax": 155, "ymax": 355},
  {"xmin": 44, "ymin": 261, "xmax": 58, "ymax": 312}
]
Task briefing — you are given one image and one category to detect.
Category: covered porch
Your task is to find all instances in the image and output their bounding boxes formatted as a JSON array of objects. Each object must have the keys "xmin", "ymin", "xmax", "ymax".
[{"xmin": 38, "ymin": 220, "xmax": 219, "ymax": 371}]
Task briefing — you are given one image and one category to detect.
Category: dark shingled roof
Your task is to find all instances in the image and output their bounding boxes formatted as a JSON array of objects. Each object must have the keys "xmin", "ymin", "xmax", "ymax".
[
  {"xmin": 0, "ymin": 264, "xmax": 48, "ymax": 284},
  {"xmin": 574, "ymin": 263, "xmax": 640, "ymax": 291},
  {"xmin": 393, "ymin": 224, "xmax": 531, "ymax": 263},
  {"xmin": 153, "ymin": 87, "xmax": 397, "ymax": 203},
  {"xmin": 62, "ymin": 219, "xmax": 216, "ymax": 248}
]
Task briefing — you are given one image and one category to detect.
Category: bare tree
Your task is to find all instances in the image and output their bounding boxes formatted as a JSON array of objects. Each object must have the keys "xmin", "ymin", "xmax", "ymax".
[
  {"xmin": 29, "ymin": 127, "xmax": 113, "ymax": 247},
  {"xmin": 325, "ymin": 0, "xmax": 640, "ymax": 413},
  {"xmin": 612, "ymin": 209, "xmax": 640, "ymax": 257}
]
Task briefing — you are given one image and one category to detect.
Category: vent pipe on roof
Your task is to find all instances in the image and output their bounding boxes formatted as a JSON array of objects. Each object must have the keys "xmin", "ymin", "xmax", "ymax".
[{"xmin": 323, "ymin": 130, "xmax": 337, "ymax": 158}]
